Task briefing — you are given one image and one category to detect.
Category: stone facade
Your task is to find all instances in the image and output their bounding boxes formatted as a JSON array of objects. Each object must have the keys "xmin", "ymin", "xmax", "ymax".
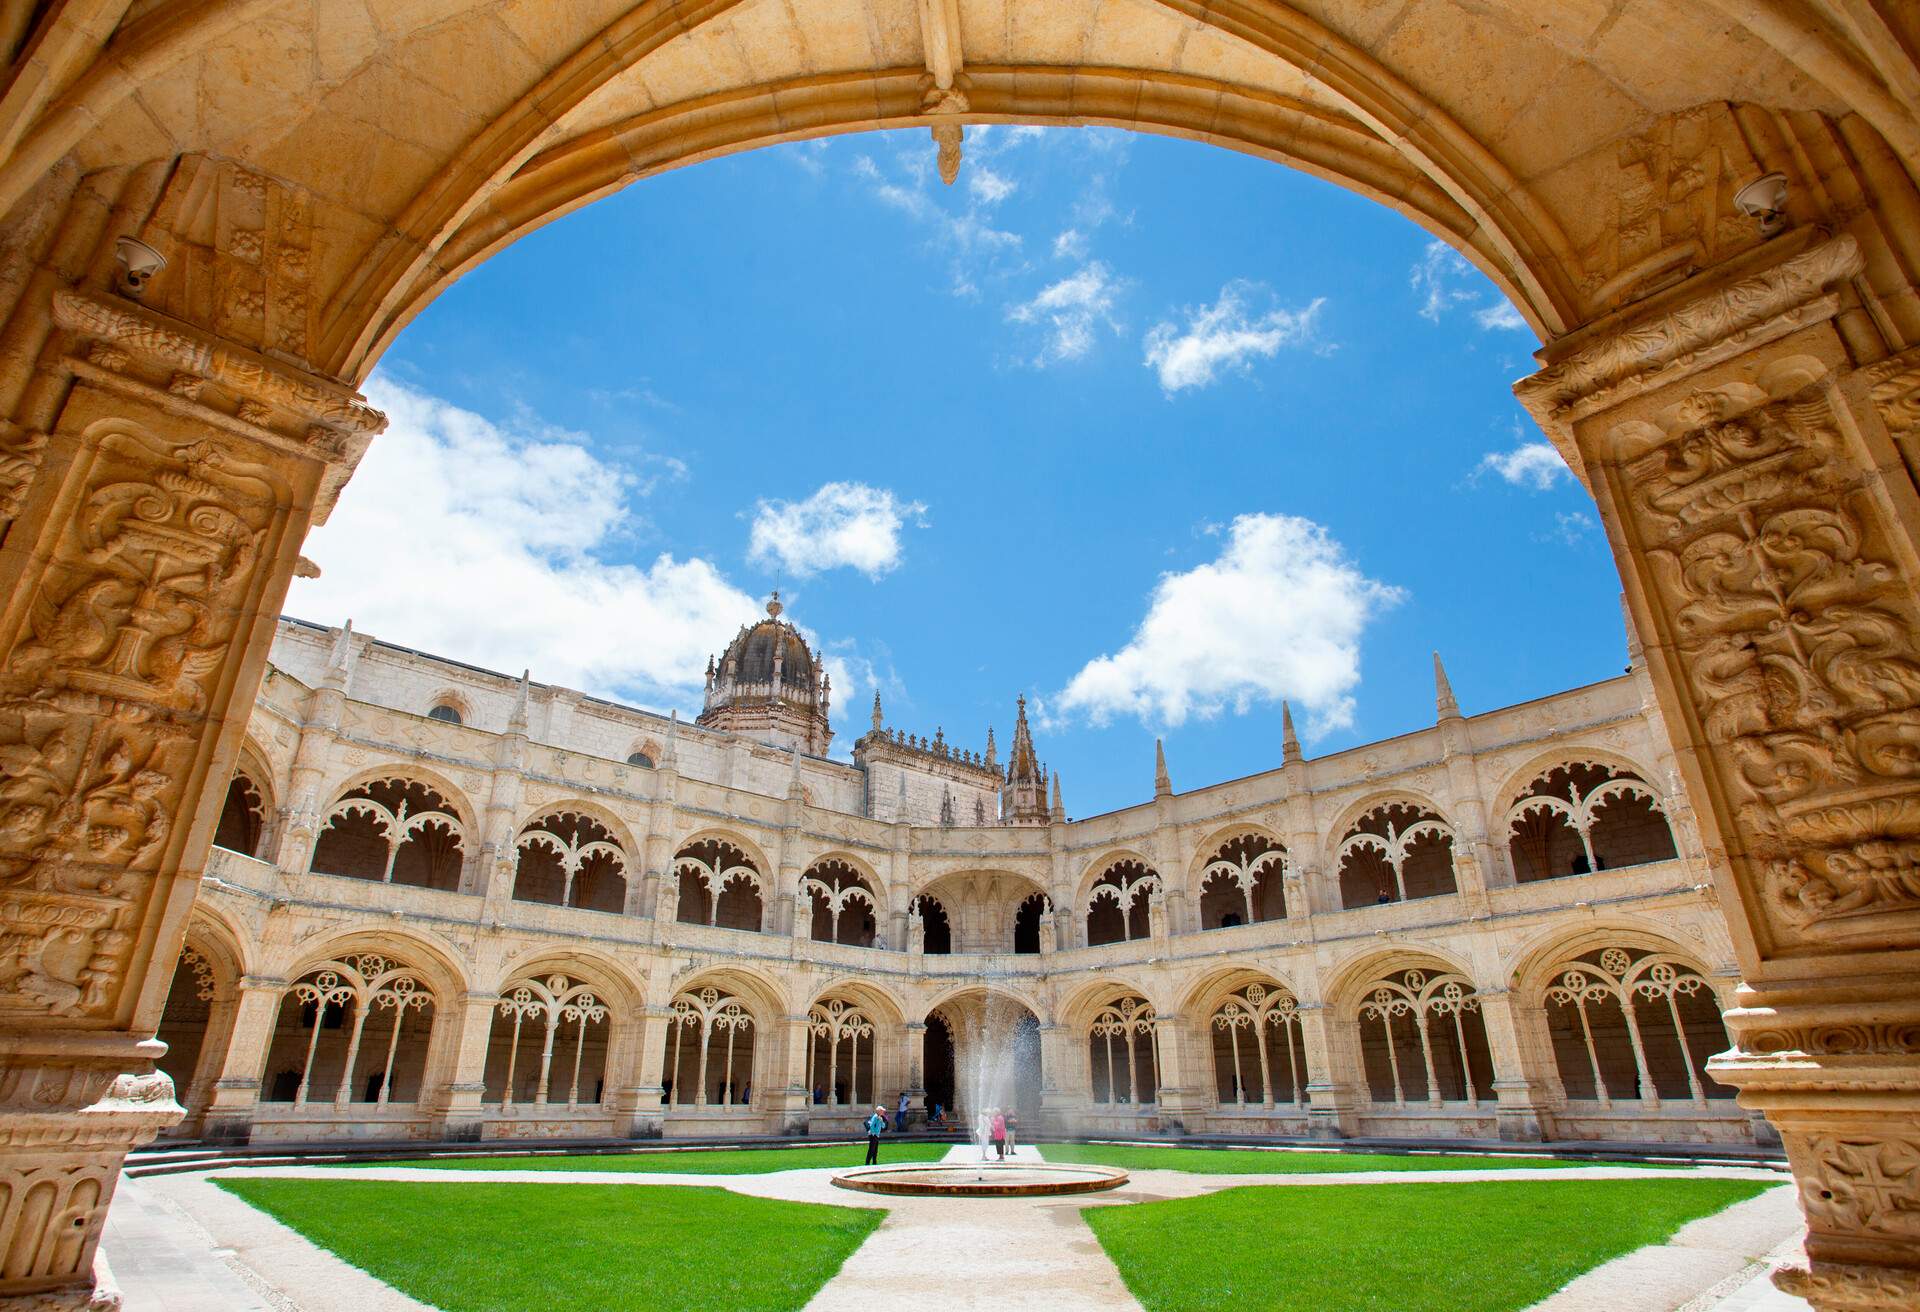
[
  {"xmin": 154, "ymin": 613, "xmax": 1762, "ymax": 1154},
  {"xmin": 0, "ymin": 3, "xmax": 1917, "ymax": 1307}
]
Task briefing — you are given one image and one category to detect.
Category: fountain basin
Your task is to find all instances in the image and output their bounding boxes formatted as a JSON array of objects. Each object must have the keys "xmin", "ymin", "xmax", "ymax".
[{"xmin": 831, "ymin": 1162, "xmax": 1129, "ymax": 1197}]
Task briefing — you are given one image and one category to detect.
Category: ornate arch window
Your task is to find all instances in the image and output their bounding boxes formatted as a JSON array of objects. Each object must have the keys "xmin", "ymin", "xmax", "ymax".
[
  {"xmin": 1356, "ymin": 967, "xmax": 1494, "ymax": 1108},
  {"xmin": 806, "ymin": 998, "xmax": 877, "ymax": 1107},
  {"xmin": 1506, "ymin": 762, "xmax": 1676, "ymax": 882},
  {"xmin": 804, "ymin": 860, "xmax": 880, "ymax": 947},
  {"xmin": 909, "ymin": 894, "xmax": 951, "ymax": 955},
  {"xmin": 1085, "ymin": 861, "xmax": 1160, "ymax": 947},
  {"xmin": 672, "ymin": 839, "xmax": 765, "ymax": 931},
  {"xmin": 213, "ymin": 770, "xmax": 267, "ymax": 857},
  {"xmin": 263, "ymin": 953, "xmax": 437, "ymax": 1106},
  {"xmin": 1336, "ymin": 803, "xmax": 1457, "ymax": 908},
  {"xmin": 662, "ymin": 986, "xmax": 757, "ymax": 1108},
  {"xmin": 1088, "ymin": 995, "xmax": 1160, "ymax": 1107},
  {"xmin": 513, "ymin": 811, "xmax": 628, "ymax": 913},
  {"xmin": 488, "ymin": 973, "xmax": 611, "ymax": 1109},
  {"xmin": 1012, "ymin": 892, "xmax": 1051, "ymax": 954},
  {"xmin": 310, "ymin": 777, "xmax": 465, "ymax": 890},
  {"xmin": 1544, "ymin": 947, "xmax": 1730, "ymax": 1107},
  {"xmin": 626, "ymin": 751, "xmax": 655, "ymax": 768},
  {"xmin": 1198, "ymin": 834, "xmax": 1287, "ymax": 929},
  {"xmin": 426, "ymin": 702, "xmax": 463, "ymax": 725},
  {"xmin": 1209, "ymin": 982, "xmax": 1307, "ymax": 1109}
]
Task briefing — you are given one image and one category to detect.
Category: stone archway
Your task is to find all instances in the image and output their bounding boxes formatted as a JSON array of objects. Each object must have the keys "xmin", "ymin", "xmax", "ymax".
[{"xmin": 0, "ymin": 5, "xmax": 1917, "ymax": 1308}]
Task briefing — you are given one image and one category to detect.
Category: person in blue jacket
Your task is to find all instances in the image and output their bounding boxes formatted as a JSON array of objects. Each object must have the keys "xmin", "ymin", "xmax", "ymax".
[{"xmin": 864, "ymin": 1105, "xmax": 887, "ymax": 1165}]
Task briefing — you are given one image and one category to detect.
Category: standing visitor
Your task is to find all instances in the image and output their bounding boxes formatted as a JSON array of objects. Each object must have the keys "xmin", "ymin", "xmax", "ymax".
[
  {"xmin": 1003, "ymin": 1108, "xmax": 1019, "ymax": 1157},
  {"xmin": 975, "ymin": 1109, "xmax": 990, "ymax": 1156},
  {"xmin": 990, "ymin": 1108, "xmax": 1007, "ymax": 1160},
  {"xmin": 896, "ymin": 1090, "xmax": 910, "ymax": 1132},
  {"xmin": 865, "ymin": 1105, "xmax": 887, "ymax": 1165}
]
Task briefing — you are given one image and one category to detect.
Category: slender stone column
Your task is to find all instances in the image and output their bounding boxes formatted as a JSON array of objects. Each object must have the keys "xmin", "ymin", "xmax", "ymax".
[
  {"xmin": 1517, "ymin": 231, "xmax": 1920, "ymax": 1310},
  {"xmin": 197, "ymin": 977, "xmax": 285, "ymax": 1144},
  {"xmin": 0, "ymin": 230, "xmax": 380, "ymax": 1307}
]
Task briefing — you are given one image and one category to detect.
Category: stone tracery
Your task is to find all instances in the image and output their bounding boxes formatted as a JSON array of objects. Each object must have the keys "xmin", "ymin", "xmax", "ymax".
[
  {"xmin": 1506, "ymin": 763, "xmax": 1677, "ymax": 883},
  {"xmin": 1336, "ymin": 802, "xmax": 1458, "ymax": 908},
  {"xmin": 489, "ymin": 973, "xmax": 610, "ymax": 1109},
  {"xmin": 803, "ymin": 860, "xmax": 880, "ymax": 947},
  {"xmin": 1087, "ymin": 994, "xmax": 1160, "ymax": 1107},
  {"xmin": 806, "ymin": 998, "xmax": 877, "ymax": 1107},
  {"xmin": 672, "ymin": 839, "xmax": 765, "ymax": 931},
  {"xmin": 1209, "ymin": 982, "xmax": 1308, "ymax": 1109},
  {"xmin": 264, "ymin": 953, "xmax": 438, "ymax": 1108},
  {"xmin": 1085, "ymin": 860, "xmax": 1161, "ymax": 947},
  {"xmin": 513, "ymin": 811, "xmax": 628, "ymax": 913},
  {"xmin": 310, "ymin": 777, "xmax": 466, "ymax": 890},
  {"xmin": 1542, "ymin": 947, "xmax": 1731, "ymax": 1108},
  {"xmin": 663, "ymin": 986, "xmax": 756, "ymax": 1108},
  {"xmin": 1356, "ymin": 967, "xmax": 1494, "ymax": 1108},
  {"xmin": 1197, "ymin": 834, "xmax": 1287, "ymax": 929}
]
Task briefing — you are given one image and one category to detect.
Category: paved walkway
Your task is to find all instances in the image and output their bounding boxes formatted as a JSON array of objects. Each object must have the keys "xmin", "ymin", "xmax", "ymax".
[{"xmin": 106, "ymin": 1150, "xmax": 1814, "ymax": 1312}]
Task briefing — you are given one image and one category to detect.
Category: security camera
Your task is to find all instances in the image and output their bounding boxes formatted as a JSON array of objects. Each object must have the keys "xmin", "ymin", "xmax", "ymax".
[
  {"xmin": 114, "ymin": 236, "xmax": 167, "ymax": 297},
  {"xmin": 1733, "ymin": 173, "xmax": 1789, "ymax": 237}
]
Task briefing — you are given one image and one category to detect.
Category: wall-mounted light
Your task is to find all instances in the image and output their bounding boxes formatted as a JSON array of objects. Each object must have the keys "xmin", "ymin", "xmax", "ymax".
[
  {"xmin": 114, "ymin": 236, "xmax": 167, "ymax": 297},
  {"xmin": 1733, "ymin": 172, "xmax": 1790, "ymax": 237}
]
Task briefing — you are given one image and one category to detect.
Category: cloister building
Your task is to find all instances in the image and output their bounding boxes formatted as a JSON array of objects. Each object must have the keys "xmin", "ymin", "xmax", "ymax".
[{"xmin": 158, "ymin": 600, "xmax": 1760, "ymax": 1149}]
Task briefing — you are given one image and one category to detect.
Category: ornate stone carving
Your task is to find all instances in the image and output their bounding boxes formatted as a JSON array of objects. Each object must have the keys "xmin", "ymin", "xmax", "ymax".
[{"xmin": 1796, "ymin": 1136, "xmax": 1920, "ymax": 1240}]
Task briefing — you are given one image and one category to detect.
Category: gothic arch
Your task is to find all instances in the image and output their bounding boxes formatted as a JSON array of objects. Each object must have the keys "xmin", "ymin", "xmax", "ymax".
[
  {"xmin": 806, "ymin": 977, "xmax": 909, "ymax": 1027},
  {"xmin": 319, "ymin": 764, "xmax": 482, "ymax": 838},
  {"xmin": 1073, "ymin": 849, "xmax": 1158, "ymax": 906},
  {"xmin": 670, "ymin": 827, "xmax": 775, "ymax": 881},
  {"xmin": 1059, "ymin": 976, "xmax": 1165, "ymax": 1029},
  {"xmin": 1490, "ymin": 748, "xmax": 1667, "ymax": 821},
  {"xmin": 280, "ymin": 928, "xmax": 471, "ymax": 1006},
  {"xmin": 920, "ymin": 981, "xmax": 1050, "ymax": 1027},
  {"xmin": 516, "ymin": 798, "xmax": 641, "ymax": 859},
  {"xmin": 1181, "ymin": 964, "xmax": 1316, "ymax": 1015},
  {"xmin": 1323, "ymin": 944, "xmax": 1486, "ymax": 1015},
  {"xmin": 490, "ymin": 950, "xmax": 648, "ymax": 1015},
  {"xmin": 1323, "ymin": 790, "xmax": 1456, "ymax": 848}
]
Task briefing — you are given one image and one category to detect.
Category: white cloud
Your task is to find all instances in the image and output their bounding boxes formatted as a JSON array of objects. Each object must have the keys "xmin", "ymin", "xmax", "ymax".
[
  {"xmin": 1053, "ymin": 228, "xmax": 1088, "ymax": 260},
  {"xmin": 1143, "ymin": 284, "xmax": 1326, "ymax": 394},
  {"xmin": 1057, "ymin": 513, "xmax": 1404, "ymax": 733},
  {"xmin": 1475, "ymin": 299, "xmax": 1528, "ymax": 332},
  {"xmin": 1478, "ymin": 440, "xmax": 1570, "ymax": 491},
  {"xmin": 969, "ymin": 165, "xmax": 1016, "ymax": 204},
  {"xmin": 1411, "ymin": 239, "xmax": 1533, "ymax": 334},
  {"xmin": 1007, "ymin": 261, "xmax": 1122, "ymax": 364},
  {"xmin": 1543, "ymin": 510, "xmax": 1597, "ymax": 546},
  {"xmin": 748, "ymin": 481, "xmax": 929, "ymax": 579},
  {"xmin": 289, "ymin": 376, "xmax": 763, "ymax": 705}
]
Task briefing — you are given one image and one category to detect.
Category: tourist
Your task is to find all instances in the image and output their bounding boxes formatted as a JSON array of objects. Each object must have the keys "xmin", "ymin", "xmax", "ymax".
[
  {"xmin": 864, "ymin": 1105, "xmax": 887, "ymax": 1165},
  {"xmin": 990, "ymin": 1108, "xmax": 1007, "ymax": 1160},
  {"xmin": 1004, "ymin": 1108, "xmax": 1019, "ymax": 1156},
  {"xmin": 975, "ymin": 1109, "xmax": 991, "ymax": 1155},
  {"xmin": 895, "ymin": 1090, "xmax": 909, "ymax": 1132}
]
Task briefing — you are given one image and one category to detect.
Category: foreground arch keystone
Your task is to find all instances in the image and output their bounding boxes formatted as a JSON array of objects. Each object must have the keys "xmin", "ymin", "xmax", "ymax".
[{"xmin": 0, "ymin": 3, "xmax": 1916, "ymax": 1308}]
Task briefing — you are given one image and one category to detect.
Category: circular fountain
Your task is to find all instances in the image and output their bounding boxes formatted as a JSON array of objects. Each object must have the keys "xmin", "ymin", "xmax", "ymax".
[{"xmin": 832, "ymin": 1161, "xmax": 1128, "ymax": 1197}]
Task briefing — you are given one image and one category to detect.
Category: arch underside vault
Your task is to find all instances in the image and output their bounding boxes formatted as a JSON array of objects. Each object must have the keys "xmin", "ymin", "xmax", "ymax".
[{"xmin": 2, "ymin": 3, "xmax": 1920, "ymax": 1311}]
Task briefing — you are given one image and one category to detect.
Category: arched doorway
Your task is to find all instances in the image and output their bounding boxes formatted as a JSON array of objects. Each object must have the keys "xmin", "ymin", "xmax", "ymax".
[
  {"xmin": 3, "ymin": 7, "xmax": 1919, "ymax": 1308},
  {"xmin": 929, "ymin": 990, "xmax": 1043, "ymax": 1129}
]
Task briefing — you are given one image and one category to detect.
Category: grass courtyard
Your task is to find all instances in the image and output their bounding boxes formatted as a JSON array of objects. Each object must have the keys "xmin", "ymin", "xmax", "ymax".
[
  {"xmin": 1037, "ymin": 1142, "xmax": 1626, "ymax": 1174},
  {"xmin": 343, "ymin": 1142, "xmax": 952, "ymax": 1173},
  {"xmin": 216, "ymin": 1177, "xmax": 881, "ymax": 1312},
  {"xmin": 1082, "ymin": 1176, "xmax": 1771, "ymax": 1312}
]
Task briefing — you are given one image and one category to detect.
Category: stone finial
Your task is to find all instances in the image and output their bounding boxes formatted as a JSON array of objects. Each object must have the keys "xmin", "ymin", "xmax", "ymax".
[
  {"xmin": 1050, "ymin": 773, "xmax": 1064, "ymax": 823},
  {"xmin": 1282, "ymin": 701, "xmax": 1302, "ymax": 765},
  {"xmin": 1154, "ymin": 738, "xmax": 1171, "ymax": 798},
  {"xmin": 323, "ymin": 618, "xmax": 355, "ymax": 689},
  {"xmin": 1434, "ymin": 652, "xmax": 1460, "ymax": 720},
  {"xmin": 766, "ymin": 590, "xmax": 783, "ymax": 619},
  {"xmin": 664, "ymin": 709, "xmax": 679, "ymax": 767},
  {"xmin": 871, "ymin": 690, "xmax": 883, "ymax": 731},
  {"xmin": 508, "ymin": 668, "xmax": 530, "ymax": 734},
  {"xmin": 986, "ymin": 726, "xmax": 997, "ymax": 767}
]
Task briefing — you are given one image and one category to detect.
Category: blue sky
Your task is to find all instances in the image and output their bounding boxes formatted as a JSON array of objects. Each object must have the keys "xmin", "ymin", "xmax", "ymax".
[{"xmin": 288, "ymin": 125, "xmax": 1623, "ymax": 817}]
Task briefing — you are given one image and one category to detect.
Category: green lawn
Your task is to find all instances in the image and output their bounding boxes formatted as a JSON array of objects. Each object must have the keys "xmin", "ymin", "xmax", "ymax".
[
  {"xmin": 1036, "ymin": 1143, "xmax": 1639, "ymax": 1173},
  {"xmin": 1083, "ymin": 1177, "xmax": 1772, "ymax": 1312},
  {"xmin": 218, "ymin": 1178, "xmax": 881, "ymax": 1312},
  {"xmin": 338, "ymin": 1142, "xmax": 952, "ymax": 1173}
]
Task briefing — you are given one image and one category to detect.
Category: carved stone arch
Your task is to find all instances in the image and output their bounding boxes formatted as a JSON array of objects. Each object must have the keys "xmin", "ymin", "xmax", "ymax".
[
  {"xmin": 491, "ymin": 949, "xmax": 646, "ymax": 1014},
  {"xmin": 801, "ymin": 854, "xmax": 883, "ymax": 947},
  {"xmin": 801, "ymin": 849, "xmax": 886, "ymax": 901},
  {"xmin": 311, "ymin": 768, "xmax": 474, "ymax": 891},
  {"xmin": 1497, "ymin": 752, "xmax": 1677, "ymax": 882},
  {"xmin": 1490, "ymin": 747, "xmax": 1667, "ymax": 821},
  {"xmin": 1059, "ymin": 977, "xmax": 1164, "ymax": 1030},
  {"xmin": 282, "ymin": 927, "xmax": 471, "ymax": 1007},
  {"xmin": 1333, "ymin": 794, "xmax": 1460, "ymax": 908},
  {"xmin": 806, "ymin": 977, "xmax": 909, "ymax": 1028},
  {"xmin": 671, "ymin": 827, "xmax": 774, "ymax": 881},
  {"xmin": 1323, "ymin": 944, "xmax": 1485, "ymax": 1015},
  {"xmin": 180, "ymin": 909, "xmax": 249, "ymax": 986},
  {"xmin": 1188, "ymin": 824, "xmax": 1289, "ymax": 929},
  {"xmin": 671, "ymin": 831, "xmax": 769, "ymax": 932},
  {"xmin": 516, "ymin": 797, "xmax": 640, "ymax": 858},
  {"xmin": 919, "ymin": 981, "xmax": 1050, "ymax": 1028},
  {"xmin": 513, "ymin": 802, "xmax": 635, "ymax": 913},
  {"xmin": 1506, "ymin": 918, "xmax": 1723, "ymax": 998},
  {"xmin": 1325, "ymin": 789, "xmax": 1457, "ymax": 847},
  {"xmin": 664, "ymin": 965, "xmax": 788, "ymax": 1022},
  {"xmin": 1180, "ymin": 964, "xmax": 1314, "ymax": 1016},
  {"xmin": 625, "ymin": 736, "xmax": 662, "ymax": 768},
  {"xmin": 321, "ymin": 763, "xmax": 482, "ymax": 838},
  {"xmin": 1073, "ymin": 849, "xmax": 1159, "ymax": 907}
]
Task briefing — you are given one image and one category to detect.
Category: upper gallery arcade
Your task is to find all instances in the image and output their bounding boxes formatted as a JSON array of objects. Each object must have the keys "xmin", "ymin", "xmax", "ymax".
[{"xmin": 1, "ymin": 3, "xmax": 1918, "ymax": 1311}]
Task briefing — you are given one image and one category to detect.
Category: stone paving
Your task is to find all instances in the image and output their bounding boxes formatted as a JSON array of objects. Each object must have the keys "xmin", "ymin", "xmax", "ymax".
[{"xmin": 106, "ymin": 1147, "xmax": 1813, "ymax": 1312}]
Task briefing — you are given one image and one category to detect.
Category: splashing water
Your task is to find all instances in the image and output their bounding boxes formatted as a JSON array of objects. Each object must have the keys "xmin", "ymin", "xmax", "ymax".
[{"xmin": 955, "ymin": 989, "xmax": 1039, "ymax": 1170}]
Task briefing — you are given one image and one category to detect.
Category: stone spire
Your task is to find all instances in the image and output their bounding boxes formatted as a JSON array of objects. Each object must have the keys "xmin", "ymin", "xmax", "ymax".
[
  {"xmin": 1154, "ymin": 738, "xmax": 1171, "ymax": 798},
  {"xmin": 507, "ymin": 669, "xmax": 530, "ymax": 735},
  {"xmin": 1002, "ymin": 695, "xmax": 1049, "ymax": 826},
  {"xmin": 1281, "ymin": 700, "xmax": 1302, "ymax": 765},
  {"xmin": 1434, "ymin": 652, "xmax": 1460, "ymax": 720},
  {"xmin": 1050, "ymin": 773, "xmax": 1064, "ymax": 823},
  {"xmin": 322, "ymin": 619, "xmax": 356, "ymax": 689},
  {"xmin": 985, "ymin": 725, "xmax": 997, "ymax": 768},
  {"xmin": 871, "ymin": 689, "xmax": 884, "ymax": 731}
]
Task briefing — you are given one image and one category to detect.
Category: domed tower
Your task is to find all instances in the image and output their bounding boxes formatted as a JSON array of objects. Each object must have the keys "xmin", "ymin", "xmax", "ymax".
[{"xmin": 698, "ymin": 593, "xmax": 832, "ymax": 755}]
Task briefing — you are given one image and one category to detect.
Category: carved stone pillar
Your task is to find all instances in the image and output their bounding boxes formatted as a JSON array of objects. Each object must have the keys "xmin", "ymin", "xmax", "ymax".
[
  {"xmin": 773, "ymin": 1013, "xmax": 812, "ymax": 1135},
  {"xmin": 431, "ymin": 992, "xmax": 499, "ymax": 1143},
  {"xmin": 0, "ymin": 265, "xmax": 380, "ymax": 1306},
  {"xmin": 901, "ymin": 1020, "xmax": 926, "ymax": 1125},
  {"xmin": 1036, "ymin": 1022, "xmax": 1076, "ymax": 1136},
  {"xmin": 1296, "ymin": 1005, "xmax": 1357, "ymax": 1139},
  {"xmin": 621, "ymin": 1005, "xmax": 671, "ymax": 1139},
  {"xmin": 1518, "ymin": 230, "xmax": 1920, "ymax": 1309},
  {"xmin": 197, "ymin": 976, "xmax": 283, "ymax": 1144},
  {"xmin": 1475, "ymin": 989, "xmax": 1553, "ymax": 1142},
  {"xmin": 1148, "ymin": 1013, "xmax": 1206, "ymax": 1136}
]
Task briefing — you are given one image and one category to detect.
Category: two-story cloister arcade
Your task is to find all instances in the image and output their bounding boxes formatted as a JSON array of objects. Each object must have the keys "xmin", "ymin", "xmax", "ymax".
[{"xmin": 5, "ymin": 3, "xmax": 1920, "ymax": 1308}]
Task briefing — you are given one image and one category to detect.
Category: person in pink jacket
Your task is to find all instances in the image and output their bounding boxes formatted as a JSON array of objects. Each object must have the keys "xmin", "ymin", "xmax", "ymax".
[{"xmin": 990, "ymin": 1109, "xmax": 1007, "ymax": 1160}]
